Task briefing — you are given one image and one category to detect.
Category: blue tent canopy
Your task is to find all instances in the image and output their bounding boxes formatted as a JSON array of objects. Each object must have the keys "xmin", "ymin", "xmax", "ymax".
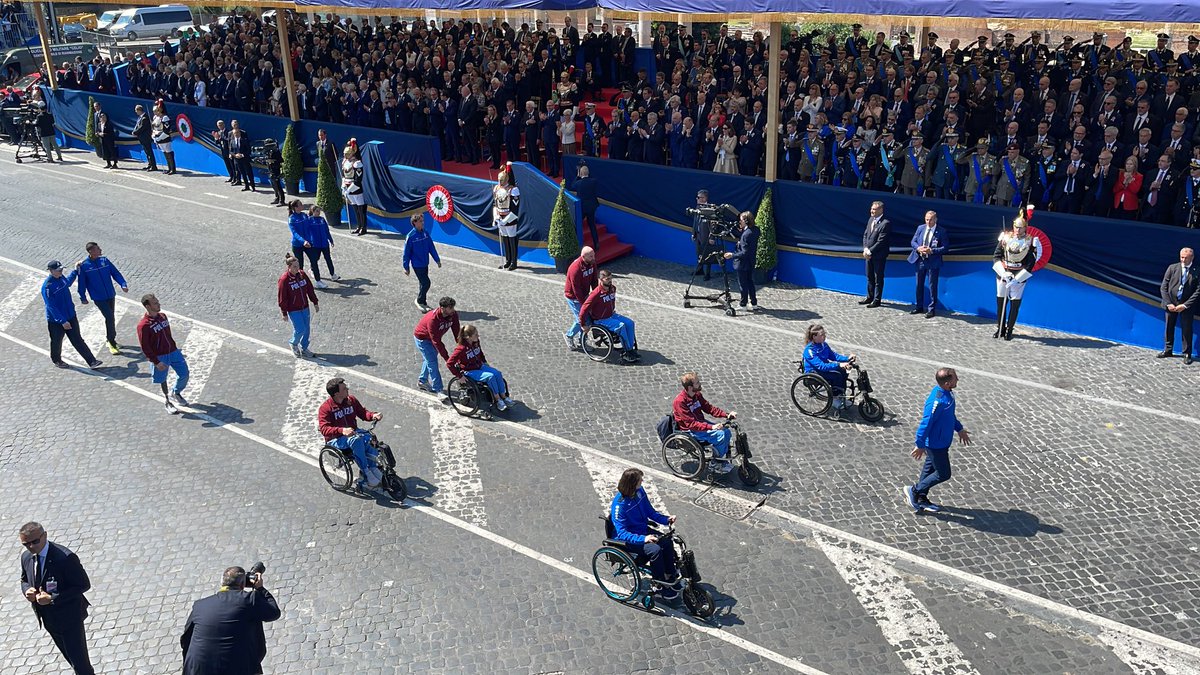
[{"xmin": 292, "ymin": 0, "xmax": 595, "ymax": 9}]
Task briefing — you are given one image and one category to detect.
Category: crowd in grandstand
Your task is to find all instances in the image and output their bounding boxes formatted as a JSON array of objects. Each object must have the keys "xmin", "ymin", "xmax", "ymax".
[{"xmin": 43, "ymin": 13, "xmax": 1200, "ymax": 225}]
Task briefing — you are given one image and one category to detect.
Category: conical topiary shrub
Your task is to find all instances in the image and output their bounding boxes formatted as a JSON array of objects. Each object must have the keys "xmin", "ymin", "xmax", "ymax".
[
  {"xmin": 547, "ymin": 179, "xmax": 580, "ymax": 273},
  {"xmin": 280, "ymin": 123, "xmax": 303, "ymax": 195},
  {"xmin": 315, "ymin": 149, "xmax": 344, "ymax": 228},
  {"xmin": 754, "ymin": 188, "xmax": 778, "ymax": 284},
  {"xmin": 85, "ymin": 96, "xmax": 99, "ymax": 153}
]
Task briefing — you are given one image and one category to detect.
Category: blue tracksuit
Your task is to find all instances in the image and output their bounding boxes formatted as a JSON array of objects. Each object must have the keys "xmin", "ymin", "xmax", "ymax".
[
  {"xmin": 77, "ymin": 257, "xmax": 127, "ymax": 302},
  {"xmin": 914, "ymin": 385, "xmax": 962, "ymax": 450},
  {"xmin": 402, "ymin": 228, "xmax": 441, "ymax": 271},
  {"xmin": 42, "ymin": 271, "xmax": 80, "ymax": 323},
  {"xmin": 609, "ymin": 487, "xmax": 669, "ymax": 545},
  {"xmin": 306, "ymin": 215, "xmax": 332, "ymax": 248},
  {"xmin": 288, "ymin": 212, "xmax": 313, "ymax": 247},
  {"xmin": 803, "ymin": 340, "xmax": 850, "ymax": 394}
]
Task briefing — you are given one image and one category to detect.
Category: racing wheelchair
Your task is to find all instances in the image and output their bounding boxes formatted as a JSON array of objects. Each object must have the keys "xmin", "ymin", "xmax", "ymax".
[
  {"xmin": 790, "ymin": 361, "xmax": 885, "ymax": 422},
  {"xmin": 657, "ymin": 417, "xmax": 762, "ymax": 486},
  {"xmin": 591, "ymin": 516, "xmax": 715, "ymax": 617},
  {"xmin": 581, "ymin": 324, "xmax": 639, "ymax": 364},
  {"xmin": 318, "ymin": 420, "xmax": 408, "ymax": 502},
  {"xmin": 447, "ymin": 374, "xmax": 511, "ymax": 419}
]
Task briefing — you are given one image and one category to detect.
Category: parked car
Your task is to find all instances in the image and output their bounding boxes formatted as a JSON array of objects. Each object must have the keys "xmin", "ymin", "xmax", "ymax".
[
  {"xmin": 103, "ymin": 5, "xmax": 194, "ymax": 41},
  {"xmin": 95, "ymin": 10, "xmax": 124, "ymax": 32},
  {"xmin": 61, "ymin": 23, "xmax": 85, "ymax": 43}
]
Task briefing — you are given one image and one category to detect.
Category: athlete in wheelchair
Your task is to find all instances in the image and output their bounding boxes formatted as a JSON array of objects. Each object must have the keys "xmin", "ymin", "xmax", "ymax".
[
  {"xmin": 446, "ymin": 324, "xmax": 513, "ymax": 418},
  {"xmin": 579, "ymin": 269, "xmax": 641, "ymax": 363},
  {"xmin": 791, "ymin": 324, "xmax": 885, "ymax": 422},
  {"xmin": 591, "ymin": 468, "xmax": 714, "ymax": 616},
  {"xmin": 316, "ymin": 377, "xmax": 407, "ymax": 500}
]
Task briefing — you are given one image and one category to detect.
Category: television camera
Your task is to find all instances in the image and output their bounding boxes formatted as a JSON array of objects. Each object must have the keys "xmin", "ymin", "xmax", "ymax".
[
  {"xmin": 250, "ymin": 138, "xmax": 278, "ymax": 164},
  {"xmin": 683, "ymin": 202, "xmax": 742, "ymax": 316}
]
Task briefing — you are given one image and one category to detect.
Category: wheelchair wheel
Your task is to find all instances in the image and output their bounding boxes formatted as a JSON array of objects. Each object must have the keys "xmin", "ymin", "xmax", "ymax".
[
  {"xmin": 383, "ymin": 470, "xmax": 408, "ymax": 502},
  {"xmin": 738, "ymin": 461, "xmax": 762, "ymax": 487},
  {"xmin": 682, "ymin": 584, "xmax": 716, "ymax": 619},
  {"xmin": 447, "ymin": 377, "xmax": 480, "ymax": 417},
  {"xmin": 858, "ymin": 396, "xmax": 885, "ymax": 423},
  {"xmin": 591, "ymin": 547, "xmax": 641, "ymax": 603},
  {"xmin": 661, "ymin": 434, "xmax": 706, "ymax": 479},
  {"xmin": 319, "ymin": 447, "xmax": 354, "ymax": 492},
  {"xmin": 790, "ymin": 373, "xmax": 833, "ymax": 417},
  {"xmin": 581, "ymin": 325, "xmax": 615, "ymax": 362}
]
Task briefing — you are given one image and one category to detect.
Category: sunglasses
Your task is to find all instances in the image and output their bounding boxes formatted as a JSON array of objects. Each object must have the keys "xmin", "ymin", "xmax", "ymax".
[{"xmin": 21, "ymin": 536, "xmax": 42, "ymax": 548}]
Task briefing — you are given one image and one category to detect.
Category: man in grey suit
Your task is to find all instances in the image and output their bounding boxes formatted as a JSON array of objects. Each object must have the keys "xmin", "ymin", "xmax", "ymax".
[
  {"xmin": 860, "ymin": 200, "xmax": 891, "ymax": 307},
  {"xmin": 1159, "ymin": 247, "xmax": 1199, "ymax": 364}
]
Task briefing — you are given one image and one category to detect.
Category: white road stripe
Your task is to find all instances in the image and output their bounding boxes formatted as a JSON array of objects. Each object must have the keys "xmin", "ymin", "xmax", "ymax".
[
  {"xmin": 813, "ymin": 534, "xmax": 980, "ymax": 675},
  {"xmin": 1096, "ymin": 629, "xmax": 1200, "ymax": 674},
  {"xmin": 78, "ymin": 301, "xmax": 126, "ymax": 351},
  {"xmin": 280, "ymin": 359, "xmax": 328, "ymax": 456},
  {"xmin": 429, "ymin": 406, "xmax": 488, "ymax": 528},
  {"xmin": 0, "ymin": 244, "xmax": 1196, "ymax": 664},
  {"xmin": 582, "ymin": 454, "xmax": 667, "ymax": 513},
  {"xmin": 0, "ymin": 323, "xmax": 823, "ymax": 674},
  {"xmin": 204, "ymin": 192, "xmax": 229, "ymax": 199},
  {"xmin": 178, "ymin": 324, "xmax": 224, "ymax": 402},
  {"xmin": 80, "ymin": 162, "xmax": 183, "ymax": 188},
  {"xmin": 0, "ymin": 274, "xmax": 41, "ymax": 332}
]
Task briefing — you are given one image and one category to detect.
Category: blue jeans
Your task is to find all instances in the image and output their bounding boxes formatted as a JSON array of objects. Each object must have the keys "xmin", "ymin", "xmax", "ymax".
[
  {"xmin": 329, "ymin": 431, "xmax": 379, "ymax": 479},
  {"xmin": 287, "ymin": 308, "xmax": 311, "ymax": 350},
  {"xmin": 595, "ymin": 314, "xmax": 636, "ymax": 349},
  {"xmin": 913, "ymin": 447, "xmax": 951, "ymax": 499},
  {"xmin": 414, "ymin": 336, "xmax": 443, "ymax": 393},
  {"xmin": 466, "ymin": 365, "xmax": 506, "ymax": 398},
  {"xmin": 689, "ymin": 427, "xmax": 731, "ymax": 458},
  {"xmin": 152, "ymin": 349, "xmax": 189, "ymax": 394},
  {"xmin": 564, "ymin": 298, "xmax": 583, "ymax": 339}
]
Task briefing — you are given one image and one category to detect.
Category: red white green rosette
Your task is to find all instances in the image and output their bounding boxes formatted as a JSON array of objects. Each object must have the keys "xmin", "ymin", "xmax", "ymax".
[{"xmin": 426, "ymin": 185, "xmax": 454, "ymax": 223}]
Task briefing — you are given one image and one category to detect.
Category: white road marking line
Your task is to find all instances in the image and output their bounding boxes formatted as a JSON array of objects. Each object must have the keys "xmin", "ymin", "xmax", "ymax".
[
  {"xmin": 80, "ymin": 162, "xmax": 183, "ymax": 188},
  {"xmin": 178, "ymin": 324, "xmax": 224, "ymax": 402},
  {"xmin": 78, "ymin": 302, "xmax": 125, "ymax": 352},
  {"xmin": 0, "ymin": 262, "xmax": 1193, "ymax": 663},
  {"xmin": 0, "ymin": 325, "xmax": 828, "ymax": 675},
  {"xmin": 280, "ymin": 359, "xmax": 327, "ymax": 456},
  {"xmin": 0, "ymin": 253, "xmax": 1195, "ymax": 662},
  {"xmin": 204, "ymin": 192, "xmax": 229, "ymax": 199},
  {"xmin": 0, "ymin": 274, "xmax": 41, "ymax": 332},
  {"xmin": 21, "ymin": 161, "xmax": 1192, "ymax": 432},
  {"xmin": 582, "ymin": 454, "xmax": 667, "ymax": 513},
  {"xmin": 814, "ymin": 534, "xmax": 980, "ymax": 675},
  {"xmin": 248, "ymin": 200, "xmax": 276, "ymax": 208},
  {"xmin": 1096, "ymin": 629, "xmax": 1200, "ymax": 674},
  {"xmin": 429, "ymin": 406, "xmax": 488, "ymax": 528}
]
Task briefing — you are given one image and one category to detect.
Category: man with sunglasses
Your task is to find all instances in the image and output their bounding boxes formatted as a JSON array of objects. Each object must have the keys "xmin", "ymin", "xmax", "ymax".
[
  {"xmin": 671, "ymin": 371, "xmax": 737, "ymax": 473},
  {"xmin": 18, "ymin": 522, "xmax": 94, "ymax": 675}
]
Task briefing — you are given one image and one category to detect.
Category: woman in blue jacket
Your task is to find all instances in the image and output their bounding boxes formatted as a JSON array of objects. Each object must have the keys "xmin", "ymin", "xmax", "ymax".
[
  {"xmin": 287, "ymin": 200, "xmax": 326, "ymax": 288},
  {"xmin": 306, "ymin": 206, "xmax": 339, "ymax": 284},
  {"xmin": 609, "ymin": 468, "xmax": 681, "ymax": 602},
  {"xmin": 802, "ymin": 323, "xmax": 856, "ymax": 411}
]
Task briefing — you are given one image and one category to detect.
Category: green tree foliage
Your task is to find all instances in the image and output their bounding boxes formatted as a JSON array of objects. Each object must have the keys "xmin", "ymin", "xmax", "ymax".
[
  {"xmin": 280, "ymin": 123, "xmax": 303, "ymax": 186},
  {"xmin": 755, "ymin": 188, "xmax": 777, "ymax": 273},
  {"xmin": 314, "ymin": 150, "xmax": 343, "ymax": 219},
  {"xmin": 547, "ymin": 180, "xmax": 580, "ymax": 261},
  {"xmin": 85, "ymin": 96, "xmax": 98, "ymax": 148}
]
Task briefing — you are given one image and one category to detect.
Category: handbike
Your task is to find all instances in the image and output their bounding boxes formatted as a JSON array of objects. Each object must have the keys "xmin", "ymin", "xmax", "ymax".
[
  {"xmin": 790, "ymin": 361, "xmax": 885, "ymax": 422},
  {"xmin": 658, "ymin": 417, "xmax": 762, "ymax": 486},
  {"xmin": 318, "ymin": 420, "xmax": 408, "ymax": 501},
  {"xmin": 592, "ymin": 516, "xmax": 715, "ymax": 618}
]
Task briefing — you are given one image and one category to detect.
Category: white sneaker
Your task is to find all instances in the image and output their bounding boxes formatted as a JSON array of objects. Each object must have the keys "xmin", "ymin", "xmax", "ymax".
[
  {"xmin": 164, "ymin": 400, "xmax": 179, "ymax": 415},
  {"xmin": 496, "ymin": 398, "xmax": 508, "ymax": 411},
  {"xmin": 329, "ymin": 274, "xmax": 341, "ymax": 281},
  {"xmin": 712, "ymin": 460, "xmax": 734, "ymax": 474},
  {"xmin": 365, "ymin": 467, "xmax": 383, "ymax": 488},
  {"xmin": 562, "ymin": 333, "xmax": 577, "ymax": 351},
  {"xmin": 314, "ymin": 280, "xmax": 329, "ymax": 289}
]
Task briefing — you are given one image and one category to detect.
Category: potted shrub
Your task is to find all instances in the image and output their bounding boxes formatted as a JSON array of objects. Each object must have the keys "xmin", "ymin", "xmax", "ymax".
[
  {"xmin": 85, "ymin": 96, "xmax": 99, "ymax": 155},
  {"xmin": 314, "ymin": 148, "xmax": 344, "ymax": 229},
  {"xmin": 754, "ymin": 188, "xmax": 778, "ymax": 285},
  {"xmin": 547, "ymin": 179, "xmax": 580, "ymax": 273},
  {"xmin": 280, "ymin": 123, "xmax": 303, "ymax": 195}
]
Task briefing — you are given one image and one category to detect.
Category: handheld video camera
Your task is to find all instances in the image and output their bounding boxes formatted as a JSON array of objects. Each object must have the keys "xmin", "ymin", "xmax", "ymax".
[{"xmin": 685, "ymin": 202, "xmax": 740, "ymax": 237}]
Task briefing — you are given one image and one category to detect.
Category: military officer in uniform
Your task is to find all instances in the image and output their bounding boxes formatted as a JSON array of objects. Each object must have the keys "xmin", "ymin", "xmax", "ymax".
[
  {"xmin": 872, "ymin": 129, "xmax": 904, "ymax": 192},
  {"xmin": 1028, "ymin": 142, "xmax": 1061, "ymax": 211},
  {"xmin": 929, "ymin": 131, "xmax": 967, "ymax": 200},
  {"xmin": 843, "ymin": 131, "xmax": 874, "ymax": 189},
  {"xmin": 992, "ymin": 214, "xmax": 1042, "ymax": 340},
  {"xmin": 797, "ymin": 124, "xmax": 826, "ymax": 183},
  {"xmin": 993, "ymin": 143, "xmax": 1030, "ymax": 208},
  {"xmin": 964, "ymin": 140, "xmax": 997, "ymax": 204},
  {"xmin": 1175, "ymin": 159, "xmax": 1200, "ymax": 228},
  {"xmin": 899, "ymin": 133, "xmax": 930, "ymax": 196}
]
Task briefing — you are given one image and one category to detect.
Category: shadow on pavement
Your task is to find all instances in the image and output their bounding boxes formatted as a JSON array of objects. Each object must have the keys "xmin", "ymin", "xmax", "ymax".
[
  {"xmin": 457, "ymin": 310, "xmax": 499, "ymax": 322},
  {"xmin": 929, "ymin": 506, "xmax": 1065, "ymax": 537},
  {"xmin": 317, "ymin": 353, "xmax": 378, "ymax": 368},
  {"xmin": 402, "ymin": 476, "xmax": 438, "ymax": 504},
  {"xmin": 186, "ymin": 402, "xmax": 255, "ymax": 426}
]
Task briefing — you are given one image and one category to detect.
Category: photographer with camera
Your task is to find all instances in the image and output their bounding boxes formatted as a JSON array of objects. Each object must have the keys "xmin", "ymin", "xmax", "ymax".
[
  {"xmin": 690, "ymin": 189, "xmax": 716, "ymax": 280},
  {"xmin": 181, "ymin": 563, "xmax": 281, "ymax": 675},
  {"xmin": 34, "ymin": 102, "xmax": 62, "ymax": 163}
]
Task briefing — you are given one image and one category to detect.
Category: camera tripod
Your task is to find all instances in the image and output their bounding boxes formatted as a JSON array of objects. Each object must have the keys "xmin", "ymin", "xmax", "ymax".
[
  {"xmin": 683, "ymin": 245, "xmax": 736, "ymax": 316},
  {"xmin": 13, "ymin": 121, "xmax": 44, "ymax": 164}
]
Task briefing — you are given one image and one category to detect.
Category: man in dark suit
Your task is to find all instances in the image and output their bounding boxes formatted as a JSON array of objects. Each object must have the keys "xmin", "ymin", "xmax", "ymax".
[
  {"xmin": 1158, "ymin": 247, "xmax": 1199, "ymax": 364},
  {"xmin": 181, "ymin": 565, "xmax": 281, "ymax": 675},
  {"xmin": 724, "ymin": 210, "xmax": 761, "ymax": 311},
  {"xmin": 907, "ymin": 210, "xmax": 948, "ymax": 318},
  {"xmin": 691, "ymin": 189, "xmax": 716, "ymax": 280},
  {"xmin": 132, "ymin": 104, "xmax": 157, "ymax": 171},
  {"xmin": 572, "ymin": 164, "xmax": 600, "ymax": 252},
  {"xmin": 860, "ymin": 201, "xmax": 890, "ymax": 307},
  {"xmin": 19, "ymin": 522, "xmax": 94, "ymax": 675}
]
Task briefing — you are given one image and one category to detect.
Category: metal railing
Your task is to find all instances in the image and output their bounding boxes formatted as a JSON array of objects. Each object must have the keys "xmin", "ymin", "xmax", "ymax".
[{"xmin": 0, "ymin": 12, "xmax": 38, "ymax": 52}]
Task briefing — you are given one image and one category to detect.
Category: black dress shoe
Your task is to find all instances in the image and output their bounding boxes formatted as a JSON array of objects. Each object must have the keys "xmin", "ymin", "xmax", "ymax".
[
  {"xmin": 867, "ymin": 300, "xmax": 881, "ymax": 308},
  {"xmin": 1156, "ymin": 350, "xmax": 1173, "ymax": 358},
  {"xmin": 925, "ymin": 309, "xmax": 936, "ymax": 319},
  {"xmin": 910, "ymin": 307, "xmax": 925, "ymax": 315},
  {"xmin": 857, "ymin": 298, "xmax": 872, "ymax": 305},
  {"xmin": 1186, "ymin": 354, "xmax": 1194, "ymax": 365}
]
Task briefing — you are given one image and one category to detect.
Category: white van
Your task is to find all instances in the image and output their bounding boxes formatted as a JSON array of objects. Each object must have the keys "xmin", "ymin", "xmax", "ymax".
[
  {"xmin": 95, "ymin": 10, "xmax": 124, "ymax": 32},
  {"xmin": 105, "ymin": 5, "xmax": 194, "ymax": 41}
]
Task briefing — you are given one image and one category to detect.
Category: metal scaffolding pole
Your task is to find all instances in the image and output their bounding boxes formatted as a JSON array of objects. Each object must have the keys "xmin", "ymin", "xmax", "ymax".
[{"xmin": 33, "ymin": 2, "xmax": 58, "ymax": 90}]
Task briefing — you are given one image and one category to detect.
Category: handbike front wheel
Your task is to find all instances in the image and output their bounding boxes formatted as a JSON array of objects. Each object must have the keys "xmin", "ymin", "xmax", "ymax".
[
  {"xmin": 858, "ymin": 396, "xmax": 885, "ymax": 423},
  {"xmin": 738, "ymin": 461, "xmax": 762, "ymax": 486},
  {"xmin": 662, "ymin": 435, "xmax": 706, "ymax": 480},
  {"xmin": 592, "ymin": 547, "xmax": 641, "ymax": 603},
  {"xmin": 383, "ymin": 470, "xmax": 408, "ymax": 502},
  {"xmin": 318, "ymin": 447, "xmax": 354, "ymax": 492},
  {"xmin": 682, "ymin": 584, "xmax": 716, "ymax": 618}
]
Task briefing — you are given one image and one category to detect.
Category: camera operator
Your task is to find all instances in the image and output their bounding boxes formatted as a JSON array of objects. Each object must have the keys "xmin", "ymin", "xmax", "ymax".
[
  {"xmin": 690, "ymin": 189, "xmax": 716, "ymax": 280},
  {"xmin": 723, "ymin": 210, "xmax": 760, "ymax": 311},
  {"xmin": 34, "ymin": 102, "xmax": 63, "ymax": 163},
  {"xmin": 180, "ymin": 565, "xmax": 281, "ymax": 675}
]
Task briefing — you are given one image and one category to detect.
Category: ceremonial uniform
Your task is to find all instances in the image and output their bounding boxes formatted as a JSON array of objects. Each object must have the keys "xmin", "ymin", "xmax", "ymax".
[
  {"xmin": 796, "ymin": 134, "xmax": 826, "ymax": 183},
  {"xmin": 963, "ymin": 150, "xmax": 998, "ymax": 204},
  {"xmin": 493, "ymin": 180, "xmax": 522, "ymax": 269},
  {"xmin": 1175, "ymin": 164, "xmax": 1200, "ymax": 228},
  {"xmin": 342, "ymin": 154, "xmax": 367, "ymax": 234},
  {"xmin": 991, "ymin": 226, "xmax": 1041, "ymax": 339},
  {"xmin": 899, "ymin": 143, "xmax": 930, "ymax": 196},
  {"xmin": 872, "ymin": 138, "xmax": 903, "ymax": 191},
  {"xmin": 993, "ymin": 153, "xmax": 1030, "ymax": 207},
  {"xmin": 1029, "ymin": 150, "xmax": 1061, "ymax": 211}
]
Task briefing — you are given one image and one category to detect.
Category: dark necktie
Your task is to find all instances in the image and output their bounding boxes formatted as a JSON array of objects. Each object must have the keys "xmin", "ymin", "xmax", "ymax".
[
  {"xmin": 1182, "ymin": 268, "xmax": 1190, "ymax": 299},
  {"xmin": 33, "ymin": 553, "xmax": 43, "ymax": 589}
]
